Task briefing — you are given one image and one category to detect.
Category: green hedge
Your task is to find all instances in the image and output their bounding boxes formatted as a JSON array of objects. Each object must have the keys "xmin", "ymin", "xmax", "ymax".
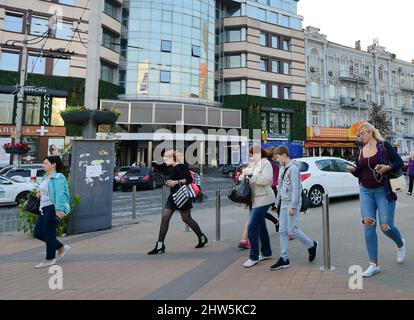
[
  {"xmin": 0, "ymin": 70, "xmax": 119, "ymax": 136},
  {"xmin": 223, "ymin": 95, "xmax": 306, "ymax": 141}
]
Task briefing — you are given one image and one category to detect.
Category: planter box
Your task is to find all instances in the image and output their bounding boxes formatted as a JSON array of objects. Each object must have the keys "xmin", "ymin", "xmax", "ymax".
[
  {"xmin": 93, "ymin": 110, "xmax": 119, "ymax": 125},
  {"xmin": 4, "ymin": 148, "xmax": 29, "ymax": 154},
  {"xmin": 61, "ymin": 110, "xmax": 91, "ymax": 125}
]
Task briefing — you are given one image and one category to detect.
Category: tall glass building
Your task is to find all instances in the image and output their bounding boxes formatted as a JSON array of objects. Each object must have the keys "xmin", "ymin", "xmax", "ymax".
[{"xmin": 119, "ymin": 0, "xmax": 216, "ymax": 104}]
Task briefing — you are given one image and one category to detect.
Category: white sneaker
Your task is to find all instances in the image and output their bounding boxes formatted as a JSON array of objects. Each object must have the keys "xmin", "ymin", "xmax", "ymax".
[
  {"xmin": 397, "ymin": 239, "xmax": 407, "ymax": 264},
  {"xmin": 56, "ymin": 245, "xmax": 71, "ymax": 261},
  {"xmin": 243, "ymin": 259, "xmax": 259, "ymax": 268},
  {"xmin": 362, "ymin": 262, "xmax": 381, "ymax": 277},
  {"xmin": 35, "ymin": 259, "xmax": 56, "ymax": 269},
  {"xmin": 258, "ymin": 255, "xmax": 272, "ymax": 261}
]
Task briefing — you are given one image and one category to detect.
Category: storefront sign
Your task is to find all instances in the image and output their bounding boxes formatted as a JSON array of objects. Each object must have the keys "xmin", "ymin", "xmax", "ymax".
[
  {"xmin": 268, "ymin": 134, "xmax": 289, "ymax": 141},
  {"xmin": 280, "ymin": 113, "xmax": 287, "ymax": 135},
  {"xmin": 0, "ymin": 125, "xmax": 66, "ymax": 137},
  {"xmin": 40, "ymin": 94, "xmax": 51, "ymax": 126}
]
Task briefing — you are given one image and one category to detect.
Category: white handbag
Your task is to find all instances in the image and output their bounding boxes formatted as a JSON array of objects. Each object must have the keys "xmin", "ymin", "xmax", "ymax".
[{"xmin": 389, "ymin": 175, "xmax": 406, "ymax": 193}]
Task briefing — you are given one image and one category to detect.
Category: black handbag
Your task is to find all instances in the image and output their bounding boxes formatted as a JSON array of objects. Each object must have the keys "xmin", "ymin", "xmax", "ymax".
[
  {"xmin": 23, "ymin": 194, "xmax": 41, "ymax": 215},
  {"xmin": 227, "ymin": 179, "xmax": 252, "ymax": 204}
]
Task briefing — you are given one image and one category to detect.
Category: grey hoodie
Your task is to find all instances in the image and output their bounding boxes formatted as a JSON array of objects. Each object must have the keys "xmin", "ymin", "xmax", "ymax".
[{"xmin": 275, "ymin": 161, "xmax": 301, "ymax": 209}]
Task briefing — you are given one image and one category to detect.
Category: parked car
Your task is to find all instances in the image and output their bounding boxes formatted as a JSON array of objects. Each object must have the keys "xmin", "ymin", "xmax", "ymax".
[
  {"xmin": 119, "ymin": 167, "xmax": 165, "ymax": 191},
  {"xmin": 293, "ymin": 157, "xmax": 358, "ymax": 207},
  {"xmin": 0, "ymin": 176, "xmax": 37, "ymax": 205},
  {"xmin": 2, "ymin": 168, "xmax": 45, "ymax": 184},
  {"xmin": 113, "ymin": 166, "xmax": 132, "ymax": 190},
  {"xmin": 221, "ymin": 164, "xmax": 241, "ymax": 178},
  {"xmin": 0, "ymin": 164, "xmax": 43, "ymax": 176},
  {"xmin": 401, "ymin": 155, "xmax": 410, "ymax": 174}
]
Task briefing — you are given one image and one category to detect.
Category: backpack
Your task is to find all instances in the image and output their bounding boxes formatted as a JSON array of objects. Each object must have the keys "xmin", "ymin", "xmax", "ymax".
[
  {"xmin": 279, "ymin": 163, "xmax": 310, "ymax": 214},
  {"xmin": 189, "ymin": 170, "xmax": 201, "ymax": 186}
]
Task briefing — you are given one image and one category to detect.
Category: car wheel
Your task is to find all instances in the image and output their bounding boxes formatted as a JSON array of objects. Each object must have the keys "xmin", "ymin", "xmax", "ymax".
[
  {"xmin": 15, "ymin": 192, "xmax": 29, "ymax": 204},
  {"xmin": 309, "ymin": 186, "xmax": 324, "ymax": 207},
  {"xmin": 228, "ymin": 171, "xmax": 234, "ymax": 178}
]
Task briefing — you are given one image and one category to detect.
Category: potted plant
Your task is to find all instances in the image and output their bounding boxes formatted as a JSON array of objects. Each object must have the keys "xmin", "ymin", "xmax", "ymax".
[
  {"xmin": 93, "ymin": 107, "xmax": 122, "ymax": 125},
  {"xmin": 60, "ymin": 106, "xmax": 92, "ymax": 125},
  {"xmin": 3, "ymin": 142, "xmax": 31, "ymax": 154}
]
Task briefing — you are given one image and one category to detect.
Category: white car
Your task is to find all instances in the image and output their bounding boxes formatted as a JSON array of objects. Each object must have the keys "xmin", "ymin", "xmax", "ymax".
[
  {"xmin": 294, "ymin": 157, "xmax": 359, "ymax": 207},
  {"xmin": 0, "ymin": 176, "xmax": 37, "ymax": 205}
]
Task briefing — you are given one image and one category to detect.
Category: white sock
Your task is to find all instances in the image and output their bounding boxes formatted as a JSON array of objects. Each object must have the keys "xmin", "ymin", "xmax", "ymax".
[{"xmin": 157, "ymin": 242, "xmax": 164, "ymax": 250}]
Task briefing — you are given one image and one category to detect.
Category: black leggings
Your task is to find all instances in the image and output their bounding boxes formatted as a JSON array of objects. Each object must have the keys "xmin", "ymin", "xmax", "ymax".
[
  {"xmin": 158, "ymin": 208, "xmax": 203, "ymax": 242},
  {"xmin": 409, "ymin": 176, "xmax": 414, "ymax": 193}
]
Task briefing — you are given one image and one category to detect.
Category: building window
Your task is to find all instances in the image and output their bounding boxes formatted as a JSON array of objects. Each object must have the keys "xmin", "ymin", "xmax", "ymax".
[
  {"xmin": 104, "ymin": 0, "xmax": 120, "ymax": 20},
  {"xmin": 56, "ymin": 21, "xmax": 73, "ymax": 40},
  {"xmin": 329, "ymin": 85, "xmax": 336, "ymax": 99},
  {"xmin": 30, "ymin": 17, "xmax": 48, "ymax": 36},
  {"xmin": 226, "ymin": 28, "xmax": 245, "ymax": 42},
  {"xmin": 260, "ymin": 57, "xmax": 268, "ymax": 72},
  {"xmin": 271, "ymin": 35, "xmax": 279, "ymax": 49},
  {"xmin": 101, "ymin": 63, "xmax": 116, "ymax": 83},
  {"xmin": 271, "ymin": 60, "xmax": 279, "ymax": 73},
  {"xmin": 330, "ymin": 113, "xmax": 337, "ymax": 127},
  {"xmin": 161, "ymin": 40, "xmax": 172, "ymax": 52},
  {"xmin": 160, "ymin": 70, "xmax": 171, "ymax": 83},
  {"xmin": 0, "ymin": 94, "xmax": 15, "ymax": 124},
  {"xmin": 24, "ymin": 96, "xmax": 41, "ymax": 125},
  {"xmin": 378, "ymin": 66, "xmax": 384, "ymax": 82},
  {"xmin": 282, "ymin": 62, "xmax": 290, "ymax": 75},
  {"xmin": 281, "ymin": 15, "xmax": 289, "ymax": 27},
  {"xmin": 260, "ymin": 33, "xmax": 268, "ymax": 46},
  {"xmin": 260, "ymin": 82, "xmax": 268, "ymax": 97},
  {"xmin": 225, "ymin": 54, "xmax": 245, "ymax": 68},
  {"xmin": 283, "ymin": 87, "xmax": 290, "ymax": 99},
  {"xmin": 271, "ymin": 84, "xmax": 279, "ymax": 98},
  {"xmin": 0, "ymin": 51, "xmax": 20, "ymax": 71},
  {"xmin": 380, "ymin": 92, "xmax": 385, "ymax": 106},
  {"xmin": 58, "ymin": 0, "xmax": 75, "ymax": 5},
  {"xmin": 4, "ymin": 12, "xmax": 23, "ymax": 32},
  {"xmin": 53, "ymin": 58, "xmax": 70, "ymax": 76},
  {"xmin": 225, "ymin": 80, "xmax": 246, "ymax": 95},
  {"xmin": 282, "ymin": 39, "xmax": 290, "ymax": 51},
  {"xmin": 312, "ymin": 111, "xmax": 319, "ymax": 126},
  {"xmin": 27, "ymin": 55, "xmax": 46, "ymax": 74},
  {"xmin": 311, "ymin": 82, "xmax": 320, "ymax": 98},
  {"xmin": 192, "ymin": 45, "xmax": 201, "ymax": 57},
  {"xmin": 102, "ymin": 28, "xmax": 119, "ymax": 52}
]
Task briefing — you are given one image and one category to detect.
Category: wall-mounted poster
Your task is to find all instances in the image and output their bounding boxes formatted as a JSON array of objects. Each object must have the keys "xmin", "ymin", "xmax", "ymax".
[
  {"xmin": 22, "ymin": 137, "xmax": 39, "ymax": 164},
  {"xmin": 0, "ymin": 138, "xmax": 11, "ymax": 167},
  {"xmin": 48, "ymin": 138, "xmax": 65, "ymax": 156}
]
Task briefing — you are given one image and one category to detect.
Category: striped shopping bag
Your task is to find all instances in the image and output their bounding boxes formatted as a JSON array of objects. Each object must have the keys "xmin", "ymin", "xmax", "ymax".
[{"xmin": 172, "ymin": 185, "xmax": 190, "ymax": 208}]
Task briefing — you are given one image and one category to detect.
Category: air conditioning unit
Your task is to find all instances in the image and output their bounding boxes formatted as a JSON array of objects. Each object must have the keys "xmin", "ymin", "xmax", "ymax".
[
  {"xmin": 328, "ymin": 71, "xmax": 333, "ymax": 77},
  {"xmin": 310, "ymin": 67, "xmax": 315, "ymax": 73}
]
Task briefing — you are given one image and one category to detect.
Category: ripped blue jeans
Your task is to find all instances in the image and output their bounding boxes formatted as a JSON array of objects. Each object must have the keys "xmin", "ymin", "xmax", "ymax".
[{"xmin": 360, "ymin": 186, "xmax": 404, "ymax": 261}]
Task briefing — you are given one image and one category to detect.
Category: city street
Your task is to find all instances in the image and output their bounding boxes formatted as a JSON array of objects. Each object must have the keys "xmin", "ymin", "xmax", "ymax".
[
  {"xmin": 0, "ymin": 173, "xmax": 235, "ymax": 232},
  {"xmin": 1, "ymin": 187, "xmax": 414, "ymax": 300}
]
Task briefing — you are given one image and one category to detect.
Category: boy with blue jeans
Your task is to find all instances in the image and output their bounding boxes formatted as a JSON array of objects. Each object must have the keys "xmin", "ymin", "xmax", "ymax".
[{"xmin": 271, "ymin": 146, "xmax": 318, "ymax": 270}]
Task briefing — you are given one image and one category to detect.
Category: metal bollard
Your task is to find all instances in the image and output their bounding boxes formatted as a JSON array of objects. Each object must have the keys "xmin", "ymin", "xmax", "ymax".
[
  {"xmin": 132, "ymin": 185, "xmax": 137, "ymax": 220},
  {"xmin": 216, "ymin": 190, "xmax": 221, "ymax": 241},
  {"xmin": 320, "ymin": 193, "xmax": 335, "ymax": 272}
]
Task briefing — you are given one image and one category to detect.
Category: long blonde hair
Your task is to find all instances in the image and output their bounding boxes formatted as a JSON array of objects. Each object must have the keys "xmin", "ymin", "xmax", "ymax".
[{"xmin": 358, "ymin": 122, "xmax": 385, "ymax": 142}]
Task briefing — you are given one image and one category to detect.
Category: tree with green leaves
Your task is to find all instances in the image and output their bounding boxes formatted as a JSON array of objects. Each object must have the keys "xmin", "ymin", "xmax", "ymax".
[{"xmin": 368, "ymin": 102, "xmax": 392, "ymax": 139}]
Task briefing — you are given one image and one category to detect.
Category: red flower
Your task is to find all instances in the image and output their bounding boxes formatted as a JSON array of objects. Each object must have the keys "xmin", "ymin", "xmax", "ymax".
[{"xmin": 3, "ymin": 142, "xmax": 31, "ymax": 150}]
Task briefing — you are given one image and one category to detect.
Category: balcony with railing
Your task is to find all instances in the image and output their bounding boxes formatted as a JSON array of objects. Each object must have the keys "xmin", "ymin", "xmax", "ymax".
[
  {"xmin": 339, "ymin": 96, "xmax": 369, "ymax": 109},
  {"xmin": 338, "ymin": 70, "xmax": 369, "ymax": 84},
  {"xmin": 401, "ymin": 85, "xmax": 414, "ymax": 93}
]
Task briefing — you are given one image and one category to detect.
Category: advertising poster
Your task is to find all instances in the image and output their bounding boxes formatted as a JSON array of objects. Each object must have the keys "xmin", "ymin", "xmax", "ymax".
[
  {"xmin": 48, "ymin": 138, "xmax": 65, "ymax": 156},
  {"xmin": 22, "ymin": 137, "xmax": 39, "ymax": 164}
]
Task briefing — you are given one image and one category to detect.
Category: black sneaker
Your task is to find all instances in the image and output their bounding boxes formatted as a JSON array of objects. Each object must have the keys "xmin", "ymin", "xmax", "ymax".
[
  {"xmin": 270, "ymin": 258, "xmax": 290, "ymax": 270},
  {"xmin": 308, "ymin": 241, "xmax": 318, "ymax": 262}
]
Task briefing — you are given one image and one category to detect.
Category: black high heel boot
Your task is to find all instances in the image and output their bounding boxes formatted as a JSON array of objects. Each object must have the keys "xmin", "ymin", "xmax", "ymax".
[
  {"xmin": 147, "ymin": 242, "xmax": 165, "ymax": 255},
  {"xmin": 195, "ymin": 234, "xmax": 208, "ymax": 248}
]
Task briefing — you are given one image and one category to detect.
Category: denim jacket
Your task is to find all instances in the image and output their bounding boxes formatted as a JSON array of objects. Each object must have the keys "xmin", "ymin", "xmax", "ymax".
[{"xmin": 43, "ymin": 172, "xmax": 71, "ymax": 215}]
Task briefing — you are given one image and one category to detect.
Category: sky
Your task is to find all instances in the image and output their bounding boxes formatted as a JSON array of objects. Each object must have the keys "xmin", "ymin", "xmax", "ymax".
[{"xmin": 298, "ymin": 0, "xmax": 414, "ymax": 62}]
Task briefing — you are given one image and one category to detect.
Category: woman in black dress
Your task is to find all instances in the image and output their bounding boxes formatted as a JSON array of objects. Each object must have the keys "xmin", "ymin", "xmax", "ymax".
[{"xmin": 148, "ymin": 149, "xmax": 208, "ymax": 254}]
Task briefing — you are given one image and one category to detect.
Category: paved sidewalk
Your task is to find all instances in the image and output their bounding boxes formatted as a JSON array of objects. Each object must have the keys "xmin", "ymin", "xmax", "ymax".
[{"xmin": 1, "ymin": 197, "xmax": 414, "ymax": 300}]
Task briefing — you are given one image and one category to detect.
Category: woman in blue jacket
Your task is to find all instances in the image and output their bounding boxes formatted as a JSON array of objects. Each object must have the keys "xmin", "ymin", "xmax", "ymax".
[{"xmin": 34, "ymin": 156, "xmax": 71, "ymax": 268}]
